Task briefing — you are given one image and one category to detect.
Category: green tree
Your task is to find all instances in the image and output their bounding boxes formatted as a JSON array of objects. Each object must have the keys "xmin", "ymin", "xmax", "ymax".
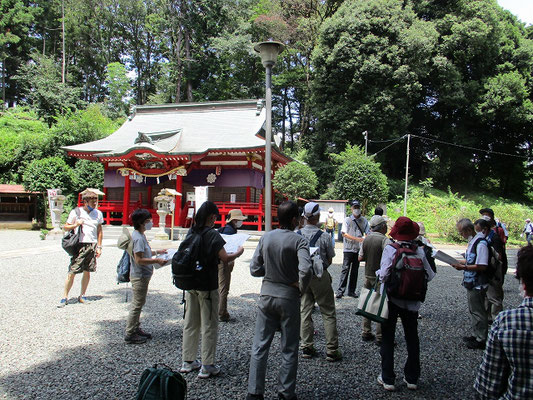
[
  {"xmin": 72, "ymin": 159, "xmax": 104, "ymax": 192},
  {"xmin": 273, "ymin": 161, "xmax": 318, "ymax": 200},
  {"xmin": 330, "ymin": 146, "xmax": 388, "ymax": 212},
  {"xmin": 15, "ymin": 53, "xmax": 83, "ymax": 126},
  {"xmin": 22, "ymin": 156, "xmax": 74, "ymax": 193},
  {"xmin": 105, "ymin": 62, "xmax": 131, "ymax": 117}
]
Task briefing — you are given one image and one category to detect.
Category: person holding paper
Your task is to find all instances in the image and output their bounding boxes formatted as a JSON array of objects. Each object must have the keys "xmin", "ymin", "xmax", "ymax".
[
  {"xmin": 452, "ymin": 218, "xmax": 491, "ymax": 350},
  {"xmin": 217, "ymin": 209, "xmax": 247, "ymax": 322},
  {"xmin": 124, "ymin": 209, "xmax": 166, "ymax": 344}
]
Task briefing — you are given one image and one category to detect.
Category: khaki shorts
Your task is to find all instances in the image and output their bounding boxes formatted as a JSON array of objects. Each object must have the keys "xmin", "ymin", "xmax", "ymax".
[{"xmin": 69, "ymin": 243, "xmax": 97, "ymax": 274}]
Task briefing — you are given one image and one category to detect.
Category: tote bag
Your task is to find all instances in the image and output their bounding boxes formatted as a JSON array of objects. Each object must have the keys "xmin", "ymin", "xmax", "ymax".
[{"xmin": 356, "ymin": 281, "xmax": 389, "ymax": 323}]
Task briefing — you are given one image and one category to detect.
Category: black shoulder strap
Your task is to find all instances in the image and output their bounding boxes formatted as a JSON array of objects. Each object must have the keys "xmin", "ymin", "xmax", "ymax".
[
  {"xmin": 353, "ymin": 218, "xmax": 366, "ymax": 236},
  {"xmin": 309, "ymin": 230, "xmax": 323, "ymax": 247}
]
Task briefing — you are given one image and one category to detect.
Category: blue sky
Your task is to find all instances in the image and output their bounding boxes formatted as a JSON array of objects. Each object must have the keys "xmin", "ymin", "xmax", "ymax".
[{"xmin": 497, "ymin": 0, "xmax": 533, "ymax": 25}]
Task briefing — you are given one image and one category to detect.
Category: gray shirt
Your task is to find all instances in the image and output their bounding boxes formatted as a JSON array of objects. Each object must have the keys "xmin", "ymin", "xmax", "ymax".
[
  {"xmin": 250, "ymin": 229, "xmax": 313, "ymax": 300},
  {"xmin": 341, "ymin": 215, "xmax": 370, "ymax": 253},
  {"xmin": 130, "ymin": 230, "xmax": 154, "ymax": 279},
  {"xmin": 300, "ymin": 224, "xmax": 335, "ymax": 268}
]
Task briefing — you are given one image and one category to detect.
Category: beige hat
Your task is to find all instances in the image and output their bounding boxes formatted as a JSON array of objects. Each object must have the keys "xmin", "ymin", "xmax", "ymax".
[
  {"xmin": 328, "ymin": 207, "xmax": 334, "ymax": 213},
  {"xmin": 227, "ymin": 209, "xmax": 247, "ymax": 221},
  {"xmin": 80, "ymin": 188, "xmax": 104, "ymax": 199},
  {"xmin": 369, "ymin": 215, "xmax": 386, "ymax": 229}
]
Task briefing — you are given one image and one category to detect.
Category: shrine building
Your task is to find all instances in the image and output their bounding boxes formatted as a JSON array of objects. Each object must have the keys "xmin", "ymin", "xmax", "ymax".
[{"xmin": 63, "ymin": 99, "xmax": 290, "ymax": 230}]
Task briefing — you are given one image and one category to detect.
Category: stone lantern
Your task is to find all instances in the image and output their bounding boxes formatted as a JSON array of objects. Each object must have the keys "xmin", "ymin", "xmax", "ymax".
[
  {"xmin": 154, "ymin": 190, "xmax": 172, "ymax": 240},
  {"xmin": 47, "ymin": 190, "xmax": 66, "ymax": 239}
]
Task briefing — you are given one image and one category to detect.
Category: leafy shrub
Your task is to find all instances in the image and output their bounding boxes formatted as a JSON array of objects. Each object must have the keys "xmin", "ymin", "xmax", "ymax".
[
  {"xmin": 22, "ymin": 157, "xmax": 75, "ymax": 193},
  {"xmin": 331, "ymin": 146, "xmax": 388, "ymax": 213},
  {"xmin": 273, "ymin": 161, "xmax": 318, "ymax": 200}
]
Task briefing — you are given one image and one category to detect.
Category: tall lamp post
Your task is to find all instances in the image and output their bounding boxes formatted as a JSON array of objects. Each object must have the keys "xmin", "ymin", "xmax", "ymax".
[{"xmin": 254, "ymin": 41, "xmax": 285, "ymax": 231}]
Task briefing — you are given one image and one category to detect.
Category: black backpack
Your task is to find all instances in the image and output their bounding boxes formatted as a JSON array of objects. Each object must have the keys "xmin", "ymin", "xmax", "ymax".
[
  {"xmin": 385, "ymin": 242, "xmax": 428, "ymax": 302},
  {"xmin": 136, "ymin": 364, "xmax": 186, "ymax": 400},
  {"xmin": 172, "ymin": 227, "xmax": 211, "ymax": 290}
]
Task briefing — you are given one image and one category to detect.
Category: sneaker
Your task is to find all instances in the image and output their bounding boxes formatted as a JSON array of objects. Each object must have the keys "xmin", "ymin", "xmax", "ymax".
[
  {"xmin": 335, "ymin": 293, "xmax": 343, "ymax": 299},
  {"xmin": 466, "ymin": 339, "xmax": 486, "ymax": 350},
  {"xmin": 78, "ymin": 296, "xmax": 88, "ymax": 304},
  {"xmin": 403, "ymin": 378, "xmax": 418, "ymax": 390},
  {"xmin": 136, "ymin": 328, "xmax": 152, "ymax": 339},
  {"xmin": 124, "ymin": 333, "xmax": 147, "ymax": 344},
  {"xmin": 57, "ymin": 298, "xmax": 68, "ymax": 308},
  {"xmin": 179, "ymin": 360, "xmax": 201, "ymax": 373},
  {"xmin": 462, "ymin": 335, "xmax": 476, "ymax": 343},
  {"xmin": 348, "ymin": 292, "xmax": 359, "ymax": 298},
  {"xmin": 326, "ymin": 349, "xmax": 343, "ymax": 362},
  {"xmin": 246, "ymin": 394, "xmax": 264, "ymax": 400},
  {"xmin": 198, "ymin": 364, "xmax": 221, "ymax": 378},
  {"xmin": 377, "ymin": 375, "xmax": 395, "ymax": 391},
  {"xmin": 362, "ymin": 333, "xmax": 375, "ymax": 342},
  {"xmin": 301, "ymin": 346, "xmax": 317, "ymax": 359}
]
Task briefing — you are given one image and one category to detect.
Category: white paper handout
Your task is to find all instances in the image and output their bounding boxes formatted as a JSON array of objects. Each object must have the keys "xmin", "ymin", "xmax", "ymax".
[
  {"xmin": 310, "ymin": 247, "xmax": 319, "ymax": 256},
  {"xmin": 432, "ymin": 249, "xmax": 459, "ymax": 266},
  {"xmin": 158, "ymin": 249, "xmax": 177, "ymax": 268},
  {"xmin": 220, "ymin": 233, "xmax": 250, "ymax": 254}
]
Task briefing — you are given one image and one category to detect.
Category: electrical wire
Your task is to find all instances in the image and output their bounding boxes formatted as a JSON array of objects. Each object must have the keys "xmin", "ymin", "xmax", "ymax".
[{"xmin": 371, "ymin": 135, "xmax": 407, "ymax": 155}]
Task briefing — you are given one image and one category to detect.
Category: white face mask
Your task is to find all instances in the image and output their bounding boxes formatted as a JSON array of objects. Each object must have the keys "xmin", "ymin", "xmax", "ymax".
[
  {"xmin": 352, "ymin": 209, "xmax": 361, "ymax": 217},
  {"xmin": 145, "ymin": 221, "xmax": 153, "ymax": 230},
  {"xmin": 235, "ymin": 220, "xmax": 243, "ymax": 228}
]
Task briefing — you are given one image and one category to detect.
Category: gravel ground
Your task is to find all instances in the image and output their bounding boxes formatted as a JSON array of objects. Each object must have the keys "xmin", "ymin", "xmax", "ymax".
[{"xmin": 0, "ymin": 230, "xmax": 522, "ymax": 400}]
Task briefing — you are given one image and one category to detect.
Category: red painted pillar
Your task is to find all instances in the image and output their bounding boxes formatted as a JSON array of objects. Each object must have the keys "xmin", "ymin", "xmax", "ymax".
[
  {"xmin": 174, "ymin": 175, "xmax": 183, "ymax": 227},
  {"xmin": 147, "ymin": 185, "xmax": 152, "ymax": 208},
  {"xmin": 122, "ymin": 176, "xmax": 131, "ymax": 225}
]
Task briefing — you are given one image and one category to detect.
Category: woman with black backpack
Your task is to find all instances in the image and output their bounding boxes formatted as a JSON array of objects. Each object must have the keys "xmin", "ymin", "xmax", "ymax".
[{"xmin": 179, "ymin": 201, "xmax": 244, "ymax": 378}]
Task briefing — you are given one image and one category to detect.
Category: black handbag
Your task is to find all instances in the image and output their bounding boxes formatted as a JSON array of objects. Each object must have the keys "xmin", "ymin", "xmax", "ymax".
[{"xmin": 62, "ymin": 208, "xmax": 81, "ymax": 256}]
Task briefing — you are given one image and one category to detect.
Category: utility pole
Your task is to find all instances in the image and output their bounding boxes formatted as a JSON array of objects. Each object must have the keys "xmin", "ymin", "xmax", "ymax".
[
  {"xmin": 403, "ymin": 134, "xmax": 411, "ymax": 216},
  {"xmin": 61, "ymin": 0, "xmax": 65, "ymax": 84},
  {"xmin": 363, "ymin": 131, "xmax": 368, "ymax": 156}
]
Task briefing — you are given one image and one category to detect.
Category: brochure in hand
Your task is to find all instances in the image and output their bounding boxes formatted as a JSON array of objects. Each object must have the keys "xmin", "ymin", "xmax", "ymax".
[{"xmin": 432, "ymin": 249, "xmax": 459, "ymax": 266}]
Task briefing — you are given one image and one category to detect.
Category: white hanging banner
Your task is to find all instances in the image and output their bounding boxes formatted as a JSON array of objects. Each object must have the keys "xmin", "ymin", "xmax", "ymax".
[
  {"xmin": 195, "ymin": 186, "xmax": 208, "ymax": 213},
  {"xmin": 47, "ymin": 189, "xmax": 60, "ymax": 227}
]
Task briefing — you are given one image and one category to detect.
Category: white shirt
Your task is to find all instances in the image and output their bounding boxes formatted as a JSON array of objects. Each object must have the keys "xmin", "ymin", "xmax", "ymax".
[{"xmin": 67, "ymin": 207, "xmax": 103, "ymax": 243}]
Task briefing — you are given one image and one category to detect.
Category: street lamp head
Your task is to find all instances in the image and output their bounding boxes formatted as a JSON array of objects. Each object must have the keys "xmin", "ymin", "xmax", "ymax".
[{"xmin": 254, "ymin": 41, "xmax": 285, "ymax": 68}]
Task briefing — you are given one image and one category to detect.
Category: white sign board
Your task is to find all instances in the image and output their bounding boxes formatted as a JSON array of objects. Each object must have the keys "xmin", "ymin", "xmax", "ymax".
[
  {"xmin": 195, "ymin": 186, "xmax": 208, "ymax": 213},
  {"xmin": 47, "ymin": 189, "xmax": 60, "ymax": 227},
  {"xmin": 230, "ymin": 194, "xmax": 236, "ymax": 203}
]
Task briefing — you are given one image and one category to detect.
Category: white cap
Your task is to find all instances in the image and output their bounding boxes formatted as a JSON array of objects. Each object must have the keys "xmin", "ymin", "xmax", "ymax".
[{"xmin": 303, "ymin": 202, "xmax": 322, "ymax": 218}]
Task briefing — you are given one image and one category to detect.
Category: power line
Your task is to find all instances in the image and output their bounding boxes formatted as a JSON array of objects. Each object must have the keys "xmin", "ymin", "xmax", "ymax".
[
  {"xmin": 411, "ymin": 134, "xmax": 530, "ymax": 159},
  {"xmin": 371, "ymin": 135, "xmax": 407, "ymax": 155}
]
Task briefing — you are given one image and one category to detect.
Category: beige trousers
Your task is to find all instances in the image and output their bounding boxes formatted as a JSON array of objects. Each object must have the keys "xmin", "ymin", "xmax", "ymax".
[
  {"xmin": 300, "ymin": 269, "xmax": 339, "ymax": 353},
  {"xmin": 125, "ymin": 276, "xmax": 151, "ymax": 336},
  {"xmin": 182, "ymin": 289, "xmax": 219, "ymax": 365},
  {"xmin": 218, "ymin": 261, "xmax": 234, "ymax": 319},
  {"xmin": 362, "ymin": 276, "xmax": 382, "ymax": 340}
]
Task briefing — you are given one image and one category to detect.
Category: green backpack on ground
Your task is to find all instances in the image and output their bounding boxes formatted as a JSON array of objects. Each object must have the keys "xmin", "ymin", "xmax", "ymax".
[{"xmin": 136, "ymin": 364, "xmax": 187, "ymax": 400}]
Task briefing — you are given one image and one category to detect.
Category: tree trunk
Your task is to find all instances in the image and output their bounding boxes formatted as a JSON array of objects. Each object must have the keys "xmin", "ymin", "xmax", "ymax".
[
  {"xmin": 61, "ymin": 0, "xmax": 66, "ymax": 84},
  {"xmin": 185, "ymin": 28, "xmax": 192, "ymax": 102}
]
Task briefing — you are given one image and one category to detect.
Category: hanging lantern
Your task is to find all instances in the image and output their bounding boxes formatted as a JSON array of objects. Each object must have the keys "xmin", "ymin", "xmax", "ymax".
[{"xmin": 215, "ymin": 166, "xmax": 222, "ymax": 176}]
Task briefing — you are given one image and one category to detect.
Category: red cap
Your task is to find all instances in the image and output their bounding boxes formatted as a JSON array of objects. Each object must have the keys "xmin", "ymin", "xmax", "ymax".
[{"xmin": 389, "ymin": 217, "xmax": 420, "ymax": 241}]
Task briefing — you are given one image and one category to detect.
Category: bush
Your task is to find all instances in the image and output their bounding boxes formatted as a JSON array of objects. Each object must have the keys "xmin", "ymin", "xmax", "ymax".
[
  {"xmin": 22, "ymin": 157, "xmax": 75, "ymax": 193},
  {"xmin": 331, "ymin": 146, "xmax": 388, "ymax": 213},
  {"xmin": 273, "ymin": 161, "xmax": 318, "ymax": 200}
]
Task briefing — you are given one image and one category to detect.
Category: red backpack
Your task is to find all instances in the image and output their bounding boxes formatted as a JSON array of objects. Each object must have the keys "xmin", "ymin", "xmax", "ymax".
[{"xmin": 385, "ymin": 242, "xmax": 428, "ymax": 302}]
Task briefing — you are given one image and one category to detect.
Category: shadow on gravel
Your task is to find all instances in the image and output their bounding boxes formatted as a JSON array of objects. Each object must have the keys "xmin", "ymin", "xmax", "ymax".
[{"xmin": 0, "ymin": 265, "xmax": 523, "ymax": 400}]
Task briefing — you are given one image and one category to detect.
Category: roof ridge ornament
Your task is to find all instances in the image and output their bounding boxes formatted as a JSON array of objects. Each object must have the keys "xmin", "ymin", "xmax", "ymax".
[
  {"xmin": 135, "ymin": 132, "xmax": 154, "ymax": 145},
  {"xmin": 256, "ymin": 99, "xmax": 264, "ymax": 116}
]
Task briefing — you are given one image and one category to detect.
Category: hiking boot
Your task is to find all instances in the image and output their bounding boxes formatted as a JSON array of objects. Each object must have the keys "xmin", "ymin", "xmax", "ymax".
[
  {"xmin": 278, "ymin": 394, "xmax": 297, "ymax": 400},
  {"xmin": 403, "ymin": 377, "xmax": 418, "ymax": 390},
  {"xmin": 301, "ymin": 346, "xmax": 317, "ymax": 359},
  {"xmin": 377, "ymin": 375, "xmax": 395, "ymax": 391},
  {"xmin": 57, "ymin": 298, "xmax": 68, "ymax": 308},
  {"xmin": 198, "ymin": 364, "xmax": 221, "ymax": 378},
  {"xmin": 179, "ymin": 360, "xmax": 201, "ymax": 373},
  {"xmin": 124, "ymin": 333, "xmax": 147, "ymax": 344},
  {"xmin": 78, "ymin": 296, "xmax": 88, "ymax": 304},
  {"xmin": 466, "ymin": 339, "xmax": 486, "ymax": 350},
  {"xmin": 335, "ymin": 293, "xmax": 343, "ymax": 299},
  {"xmin": 326, "ymin": 349, "xmax": 343, "ymax": 362},
  {"xmin": 348, "ymin": 292, "xmax": 359, "ymax": 298},
  {"xmin": 219, "ymin": 314, "xmax": 235, "ymax": 322},
  {"xmin": 362, "ymin": 333, "xmax": 375, "ymax": 342},
  {"xmin": 462, "ymin": 335, "xmax": 476, "ymax": 343},
  {"xmin": 246, "ymin": 394, "xmax": 264, "ymax": 400},
  {"xmin": 136, "ymin": 327, "xmax": 152, "ymax": 339}
]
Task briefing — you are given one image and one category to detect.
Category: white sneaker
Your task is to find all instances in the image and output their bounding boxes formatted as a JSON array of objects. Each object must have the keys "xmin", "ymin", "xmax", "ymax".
[
  {"xmin": 198, "ymin": 364, "xmax": 221, "ymax": 379},
  {"xmin": 377, "ymin": 375, "xmax": 396, "ymax": 391},
  {"xmin": 179, "ymin": 360, "xmax": 201, "ymax": 373},
  {"xmin": 403, "ymin": 377, "xmax": 418, "ymax": 390}
]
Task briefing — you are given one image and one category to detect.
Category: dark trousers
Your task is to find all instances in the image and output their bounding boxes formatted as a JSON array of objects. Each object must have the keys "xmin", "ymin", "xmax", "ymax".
[
  {"xmin": 337, "ymin": 252, "xmax": 359, "ymax": 296},
  {"xmin": 380, "ymin": 301, "xmax": 420, "ymax": 385}
]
